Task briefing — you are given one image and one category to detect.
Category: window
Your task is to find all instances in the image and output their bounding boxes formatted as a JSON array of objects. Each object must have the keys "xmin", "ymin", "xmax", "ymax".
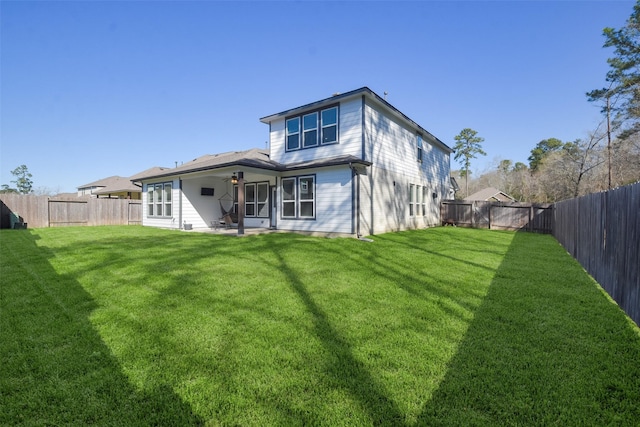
[
  {"xmin": 303, "ymin": 112, "xmax": 318, "ymax": 148},
  {"xmin": 286, "ymin": 117, "xmax": 300, "ymax": 150},
  {"xmin": 257, "ymin": 183, "xmax": 269, "ymax": 217},
  {"xmin": 286, "ymin": 106, "xmax": 338, "ymax": 151},
  {"xmin": 147, "ymin": 182, "xmax": 172, "ymax": 217},
  {"xmin": 409, "ymin": 184, "xmax": 415, "ymax": 217},
  {"xmin": 282, "ymin": 178, "xmax": 296, "ymax": 218},
  {"xmin": 417, "ymin": 134, "xmax": 423, "ymax": 162},
  {"xmin": 422, "ymin": 187, "xmax": 427, "ymax": 216},
  {"xmin": 281, "ymin": 175, "xmax": 315, "ymax": 219},
  {"xmin": 245, "ymin": 183, "xmax": 256, "ymax": 217},
  {"xmin": 147, "ymin": 185, "xmax": 154, "ymax": 216},
  {"xmin": 321, "ymin": 107, "xmax": 338, "ymax": 144},
  {"xmin": 299, "ymin": 176, "xmax": 315, "ymax": 217},
  {"xmin": 234, "ymin": 182, "xmax": 269, "ymax": 218},
  {"xmin": 416, "ymin": 185, "xmax": 422, "ymax": 216},
  {"xmin": 155, "ymin": 184, "xmax": 162, "ymax": 217},
  {"xmin": 164, "ymin": 183, "xmax": 172, "ymax": 217}
]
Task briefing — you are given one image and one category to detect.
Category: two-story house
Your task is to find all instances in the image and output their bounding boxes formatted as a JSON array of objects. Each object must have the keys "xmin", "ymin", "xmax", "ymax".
[{"xmin": 136, "ymin": 87, "xmax": 453, "ymax": 236}]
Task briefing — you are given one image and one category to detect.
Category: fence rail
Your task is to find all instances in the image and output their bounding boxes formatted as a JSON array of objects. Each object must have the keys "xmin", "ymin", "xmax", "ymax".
[
  {"xmin": 553, "ymin": 182, "xmax": 639, "ymax": 326},
  {"xmin": 440, "ymin": 200, "xmax": 553, "ymax": 233},
  {"xmin": 0, "ymin": 194, "xmax": 141, "ymax": 229}
]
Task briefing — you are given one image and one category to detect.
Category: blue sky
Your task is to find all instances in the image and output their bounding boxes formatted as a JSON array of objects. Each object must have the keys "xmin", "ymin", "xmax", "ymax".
[{"xmin": 1, "ymin": 1, "xmax": 634, "ymax": 193}]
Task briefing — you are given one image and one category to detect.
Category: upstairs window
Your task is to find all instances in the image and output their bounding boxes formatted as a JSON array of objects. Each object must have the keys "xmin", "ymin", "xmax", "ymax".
[
  {"xmin": 286, "ymin": 106, "xmax": 338, "ymax": 151},
  {"xmin": 303, "ymin": 112, "xmax": 319, "ymax": 148},
  {"xmin": 321, "ymin": 107, "xmax": 338, "ymax": 144},
  {"xmin": 286, "ymin": 117, "xmax": 300, "ymax": 150},
  {"xmin": 417, "ymin": 134, "xmax": 423, "ymax": 162}
]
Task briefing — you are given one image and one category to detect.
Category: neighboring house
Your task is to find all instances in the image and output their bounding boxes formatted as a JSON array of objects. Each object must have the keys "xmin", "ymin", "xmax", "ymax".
[
  {"xmin": 136, "ymin": 87, "xmax": 453, "ymax": 235},
  {"xmin": 78, "ymin": 176, "xmax": 138, "ymax": 199},
  {"xmin": 77, "ymin": 167, "xmax": 170, "ymax": 200},
  {"xmin": 465, "ymin": 187, "xmax": 516, "ymax": 202}
]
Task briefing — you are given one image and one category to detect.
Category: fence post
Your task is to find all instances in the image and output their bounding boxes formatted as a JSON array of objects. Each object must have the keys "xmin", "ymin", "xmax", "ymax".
[{"xmin": 529, "ymin": 205, "xmax": 533, "ymax": 232}]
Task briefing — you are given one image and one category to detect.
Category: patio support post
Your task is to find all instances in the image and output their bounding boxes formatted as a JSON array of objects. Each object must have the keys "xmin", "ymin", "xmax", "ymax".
[{"xmin": 237, "ymin": 172, "xmax": 245, "ymax": 235}]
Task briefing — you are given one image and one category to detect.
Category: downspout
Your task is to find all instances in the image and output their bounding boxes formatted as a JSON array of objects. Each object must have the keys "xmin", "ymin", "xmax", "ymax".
[
  {"xmin": 350, "ymin": 163, "xmax": 356, "ymax": 236},
  {"xmin": 363, "ymin": 94, "xmax": 374, "ymax": 235},
  {"xmin": 179, "ymin": 178, "xmax": 183, "ymax": 229},
  {"xmin": 358, "ymin": 95, "xmax": 373, "ymax": 238}
]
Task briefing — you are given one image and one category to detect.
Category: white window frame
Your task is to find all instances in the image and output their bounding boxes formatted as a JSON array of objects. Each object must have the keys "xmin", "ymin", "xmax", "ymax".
[
  {"xmin": 281, "ymin": 178, "xmax": 297, "ymax": 218},
  {"xmin": 417, "ymin": 134, "xmax": 423, "ymax": 162},
  {"xmin": 245, "ymin": 183, "xmax": 257, "ymax": 217},
  {"xmin": 147, "ymin": 182, "xmax": 172, "ymax": 217},
  {"xmin": 238, "ymin": 182, "xmax": 269, "ymax": 218},
  {"xmin": 281, "ymin": 175, "xmax": 315, "ymax": 219},
  {"xmin": 422, "ymin": 187, "xmax": 427, "ymax": 216},
  {"xmin": 257, "ymin": 182, "xmax": 269, "ymax": 218},
  {"xmin": 409, "ymin": 184, "xmax": 415, "ymax": 217}
]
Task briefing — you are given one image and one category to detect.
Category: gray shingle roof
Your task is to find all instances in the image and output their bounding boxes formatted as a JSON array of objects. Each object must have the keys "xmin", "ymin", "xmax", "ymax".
[
  {"xmin": 135, "ymin": 148, "xmax": 371, "ymax": 181},
  {"xmin": 464, "ymin": 187, "xmax": 515, "ymax": 202},
  {"xmin": 93, "ymin": 176, "xmax": 141, "ymax": 195}
]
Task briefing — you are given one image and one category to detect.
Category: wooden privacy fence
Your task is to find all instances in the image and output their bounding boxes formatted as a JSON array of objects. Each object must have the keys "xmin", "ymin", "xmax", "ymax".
[
  {"xmin": 440, "ymin": 200, "xmax": 553, "ymax": 233},
  {"xmin": 0, "ymin": 194, "xmax": 142, "ymax": 228},
  {"xmin": 553, "ymin": 182, "xmax": 640, "ymax": 326}
]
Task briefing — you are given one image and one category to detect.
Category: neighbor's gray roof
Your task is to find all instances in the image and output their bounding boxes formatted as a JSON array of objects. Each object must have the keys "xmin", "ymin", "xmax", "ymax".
[
  {"xmin": 79, "ymin": 167, "xmax": 169, "ymax": 193},
  {"xmin": 93, "ymin": 176, "xmax": 141, "ymax": 195},
  {"xmin": 464, "ymin": 187, "xmax": 515, "ymax": 202},
  {"xmin": 259, "ymin": 86, "xmax": 453, "ymax": 154},
  {"xmin": 136, "ymin": 148, "xmax": 371, "ymax": 181},
  {"xmin": 129, "ymin": 166, "xmax": 171, "ymax": 181},
  {"xmin": 78, "ymin": 175, "xmax": 124, "ymax": 189}
]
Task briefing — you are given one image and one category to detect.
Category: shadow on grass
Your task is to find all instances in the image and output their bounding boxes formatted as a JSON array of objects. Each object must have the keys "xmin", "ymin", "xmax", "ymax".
[
  {"xmin": 415, "ymin": 231, "xmax": 640, "ymax": 425},
  {"xmin": 0, "ymin": 230, "xmax": 204, "ymax": 426},
  {"xmin": 267, "ymin": 239, "xmax": 406, "ymax": 425}
]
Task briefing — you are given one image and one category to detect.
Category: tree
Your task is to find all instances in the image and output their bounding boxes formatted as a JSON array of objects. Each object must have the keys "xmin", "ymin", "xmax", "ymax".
[
  {"xmin": 528, "ymin": 138, "xmax": 563, "ymax": 171},
  {"xmin": 453, "ymin": 128, "xmax": 486, "ymax": 196},
  {"xmin": 587, "ymin": 1, "xmax": 640, "ymax": 139},
  {"xmin": 0, "ymin": 184, "xmax": 18, "ymax": 194},
  {"xmin": 8, "ymin": 165, "xmax": 33, "ymax": 194}
]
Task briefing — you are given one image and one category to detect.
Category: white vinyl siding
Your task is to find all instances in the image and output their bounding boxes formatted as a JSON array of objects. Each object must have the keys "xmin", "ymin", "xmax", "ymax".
[
  {"xmin": 270, "ymin": 97, "xmax": 362, "ymax": 164},
  {"xmin": 360, "ymin": 100, "xmax": 451, "ymax": 234},
  {"xmin": 278, "ymin": 167, "xmax": 352, "ymax": 234}
]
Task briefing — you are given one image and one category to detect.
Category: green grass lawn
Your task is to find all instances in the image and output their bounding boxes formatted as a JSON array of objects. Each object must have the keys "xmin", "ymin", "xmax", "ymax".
[{"xmin": 1, "ymin": 226, "xmax": 639, "ymax": 426}]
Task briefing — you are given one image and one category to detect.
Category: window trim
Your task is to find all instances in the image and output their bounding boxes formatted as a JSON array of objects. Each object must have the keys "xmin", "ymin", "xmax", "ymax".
[
  {"xmin": 285, "ymin": 105, "xmax": 338, "ymax": 152},
  {"xmin": 417, "ymin": 134, "xmax": 423, "ymax": 162}
]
